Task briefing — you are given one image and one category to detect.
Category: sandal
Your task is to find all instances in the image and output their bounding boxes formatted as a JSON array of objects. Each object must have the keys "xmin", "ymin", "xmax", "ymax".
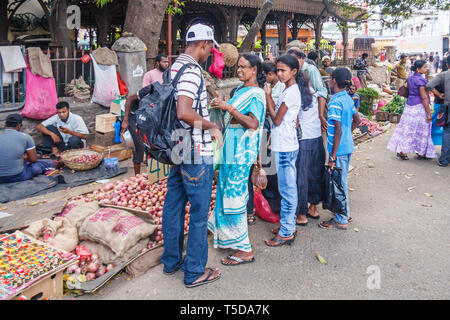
[
  {"xmin": 416, "ymin": 155, "xmax": 430, "ymax": 160},
  {"xmin": 397, "ymin": 153, "xmax": 409, "ymax": 160},
  {"xmin": 306, "ymin": 213, "xmax": 320, "ymax": 220},
  {"xmin": 265, "ymin": 234, "xmax": 296, "ymax": 247},
  {"xmin": 319, "ymin": 218, "xmax": 348, "ymax": 230},
  {"xmin": 271, "ymin": 228, "xmax": 298, "ymax": 237},
  {"xmin": 247, "ymin": 214, "xmax": 256, "ymax": 226},
  {"xmin": 221, "ymin": 255, "xmax": 255, "ymax": 266},
  {"xmin": 163, "ymin": 256, "xmax": 185, "ymax": 275},
  {"xmin": 185, "ymin": 267, "xmax": 221, "ymax": 288}
]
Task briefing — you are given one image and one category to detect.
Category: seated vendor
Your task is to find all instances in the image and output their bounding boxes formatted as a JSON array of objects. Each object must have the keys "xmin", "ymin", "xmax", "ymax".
[
  {"xmin": 0, "ymin": 114, "xmax": 60, "ymax": 184},
  {"xmin": 37, "ymin": 101, "xmax": 89, "ymax": 156}
]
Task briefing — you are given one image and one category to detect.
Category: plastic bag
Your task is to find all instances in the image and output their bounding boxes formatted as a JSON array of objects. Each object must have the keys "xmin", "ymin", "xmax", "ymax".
[
  {"xmin": 21, "ymin": 61, "xmax": 58, "ymax": 120},
  {"xmin": 117, "ymin": 71, "xmax": 128, "ymax": 95},
  {"xmin": 322, "ymin": 166, "xmax": 347, "ymax": 215},
  {"xmin": 208, "ymin": 47, "xmax": 225, "ymax": 79},
  {"xmin": 90, "ymin": 54, "xmax": 120, "ymax": 107},
  {"xmin": 254, "ymin": 189, "xmax": 280, "ymax": 223}
]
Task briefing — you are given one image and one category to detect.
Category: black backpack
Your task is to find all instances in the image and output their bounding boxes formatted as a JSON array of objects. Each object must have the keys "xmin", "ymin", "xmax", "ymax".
[{"xmin": 135, "ymin": 63, "xmax": 204, "ymax": 165}]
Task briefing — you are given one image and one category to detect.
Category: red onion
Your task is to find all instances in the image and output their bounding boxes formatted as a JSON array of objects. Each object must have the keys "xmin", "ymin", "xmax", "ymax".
[
  {"xmin": 106, "ymin": 264, "xmax": 115, "ymax": 272},
  {"xmin": 96, "ymin": 265, "xmax": 106, "ymax": 278},
  {"xmin": 86, "ymin": 272, "xmax": 96, "ymax": 281},
  {"xmin": 87, "ymin": 262, "xmax": 99, "ymax": 273}
]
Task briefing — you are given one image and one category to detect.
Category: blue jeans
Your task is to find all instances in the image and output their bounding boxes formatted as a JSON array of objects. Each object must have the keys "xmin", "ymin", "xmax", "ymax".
[
  {"xmin": 161, "ymin": 156, "xmax": 213, "ymax": 285},
  {"xmin": 0, "ymin": 160, "xmax": 55, "ymax": 183},
  {"xmin": 275, "ymin": 150, "xmax": 298, "ymax": 237},
  {"xmin": 334, "ymin": 153, "xmax": 351, "ymax": 224},
  {"xmin": 439, "ymin": 125, "xmax": 450, "ymax": 166}
]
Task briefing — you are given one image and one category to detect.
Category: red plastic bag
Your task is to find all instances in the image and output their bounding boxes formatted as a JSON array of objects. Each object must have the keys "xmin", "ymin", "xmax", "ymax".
[
  {"xmin": 254, "ymin": 189, "xmax": 280, "ymax": 224},
  {"xmin": 75, "ymin": 245, "xmax": 92, "ymax": 261},
  {"xmin": 208, "ymin": 47, "xmax": 225, "ymax": 79},
  {"xmin": 117, "ymin": 72, "xmax": 128, "ymax": 95},
  {"xmin": 352, "ymin": 77, "xmax": 362, "ymax": 89}
]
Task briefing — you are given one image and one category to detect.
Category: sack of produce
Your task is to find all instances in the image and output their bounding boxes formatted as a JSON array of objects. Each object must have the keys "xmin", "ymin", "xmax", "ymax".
[
  {"xmin": 58, "ymin": 200, "xmax": 99, "ymax": 230},
  {"xmin": 79, "ymin": 207, "xmax": 156, "ymax": 258},
  {"xmin": 251, "ymin": 162, "xmax": 268, "ymax": 190},
  {"xmin": 80, "ymin": 238, "xmax": 149, "ymax": 265},
  {"xmin": 23, "ymin": 217, "xmax": 78, "ymax": 252},
  {"xmin": 219, "ymin": 43, "xmax": 239, "ymax": 67}
]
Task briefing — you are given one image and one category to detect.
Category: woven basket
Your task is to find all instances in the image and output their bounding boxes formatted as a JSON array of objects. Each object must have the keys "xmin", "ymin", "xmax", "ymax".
[
  {"xmin": 219, "ymin": 43, "xmax": 239, "ymax": 67},
  {"xmin": 60, "ymin": 148, "xmax": 103, "ymax": 171}
]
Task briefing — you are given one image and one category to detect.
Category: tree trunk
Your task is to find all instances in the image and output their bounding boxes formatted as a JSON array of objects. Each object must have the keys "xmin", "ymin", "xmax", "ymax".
[
  {"xmin": 239, "ymin": 0, "xmax": 274, "ymax": 52},
  {"xmin": 0, "ymin": 0, "xmax": 8, "ymax": 44},
  {"xmin": 313, "ymin": 17, "xmax": 323, "ymax": 58},
  {"xmin": 97, "ymin": 6, "xmax": 112, "ymax": 48},
  {"xmin": 340, "ymin": 23, "xmax": 349, "ymax": 65},
  {"xmin": 124, "ymin": 0, "xmax": 170, "ymax": 65}
]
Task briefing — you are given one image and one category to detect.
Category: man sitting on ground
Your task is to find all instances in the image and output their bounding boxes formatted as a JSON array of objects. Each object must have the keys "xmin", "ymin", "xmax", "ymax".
[
  {"xmin": 37, "ymin": 101, "xmax": 89, "ymax": 156},
  {"xmin": 0, "ymin": 114, "xmax": 60, "ymax": 183}
]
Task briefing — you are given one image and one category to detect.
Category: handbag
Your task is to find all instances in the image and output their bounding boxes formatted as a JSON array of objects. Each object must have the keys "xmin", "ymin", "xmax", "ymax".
[
  {"xmin": 397, "ymin": 84, "xmax": 409, "ymax": 98},
  {"xmin": 251, "ymin": 159, "xmax": 267, "ymax": 190},
  {"xmin": 436, "ymin": 103, "xmax": 449, "ymax": 127}
]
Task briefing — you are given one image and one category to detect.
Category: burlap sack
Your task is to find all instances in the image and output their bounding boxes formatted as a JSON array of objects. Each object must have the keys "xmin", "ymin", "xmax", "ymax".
[
  {"xmin": 58, "ymin": 200, "xmax": 99, "ymax": 230},
  {"xmin": 23, "ymin": 217, "xmax": 78, "ymax": 252},
  {"xmin": 27, "ymin": 47, "xmax": 53, "ymax": 78},
  {"xmin": 91, "ymin": 47, "xmax": 118, "ymax": 66},
  {"xmin": 219, "ymin": 43, "xmax": 239, "ymax": 67},
  {"xmin": 80, "ymin": 238, "xmax": 149, "ymax": 265},
  {"xmin": 79, "ymin": 207, "xmax": 156, "ymax": 258}
]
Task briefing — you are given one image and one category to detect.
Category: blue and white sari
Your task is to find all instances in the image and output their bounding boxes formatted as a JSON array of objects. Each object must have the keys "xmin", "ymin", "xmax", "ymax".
[{"xmin": 207, "ymin": 86, "xmax": 266, "ymax": 252}]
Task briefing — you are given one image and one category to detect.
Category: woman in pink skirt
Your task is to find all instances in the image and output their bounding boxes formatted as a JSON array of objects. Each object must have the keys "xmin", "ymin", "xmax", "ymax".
[{"xmin": 387, "ymin": 60, "xmax": 437, "ymax": 160}]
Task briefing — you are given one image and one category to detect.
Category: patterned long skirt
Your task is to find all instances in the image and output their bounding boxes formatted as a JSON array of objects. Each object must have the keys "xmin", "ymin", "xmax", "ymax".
[{"xmin": 387, "ymin": 103, "xmax": 437, "ymax": 158}]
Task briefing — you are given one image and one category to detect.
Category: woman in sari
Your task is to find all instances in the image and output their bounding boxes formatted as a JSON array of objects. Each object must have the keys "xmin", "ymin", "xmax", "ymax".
[{"xmin": 207, "ymin": 54, "xmax": 266, "ymax": 266}]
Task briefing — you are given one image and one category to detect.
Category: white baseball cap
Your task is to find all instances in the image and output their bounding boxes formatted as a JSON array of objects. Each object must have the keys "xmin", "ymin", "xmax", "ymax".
[{"xmin": 186, "ymin": 24, "xmax": 219, "ymax": 47}]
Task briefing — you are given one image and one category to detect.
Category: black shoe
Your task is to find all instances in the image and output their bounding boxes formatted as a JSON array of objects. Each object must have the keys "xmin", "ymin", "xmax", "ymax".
[{"xmin": 438, "ymin": 160, "xmax": 448, "ymax": 167}]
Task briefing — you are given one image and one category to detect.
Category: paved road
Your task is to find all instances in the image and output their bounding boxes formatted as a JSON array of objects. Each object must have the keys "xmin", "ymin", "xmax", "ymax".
[{"xmin": 76, "ymin": 127, "xmax": 450, "ymax": 300}]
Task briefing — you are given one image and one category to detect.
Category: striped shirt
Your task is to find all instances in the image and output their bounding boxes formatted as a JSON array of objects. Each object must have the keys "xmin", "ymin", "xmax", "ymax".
[
  {"xmin": 327, "ymin": 91, "xmax": 357, "ymax": 156},
  {"xmin": 171, "ymin": 54, "xmax": 212, "ymax": 156}
]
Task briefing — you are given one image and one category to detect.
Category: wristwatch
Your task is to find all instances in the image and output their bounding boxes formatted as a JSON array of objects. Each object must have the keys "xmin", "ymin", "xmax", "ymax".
[{"xmin": 328, "ymin": 156, "xmax": 336, "ymax": 163}]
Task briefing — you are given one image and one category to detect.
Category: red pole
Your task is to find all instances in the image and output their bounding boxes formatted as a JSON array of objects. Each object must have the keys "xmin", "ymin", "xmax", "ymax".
[{"xmin": 167, "ymin": 14, "xmax": 172, "ymax": 65}]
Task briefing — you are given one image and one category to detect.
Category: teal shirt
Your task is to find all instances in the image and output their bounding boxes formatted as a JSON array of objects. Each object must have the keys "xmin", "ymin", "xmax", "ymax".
[
  {"xmin": 327, "ymin": 91, "xmax": 357, "ymax": 156},
  {"xmin": 302, "ymin": 62, "xmax": 328, "ymax": 99}
]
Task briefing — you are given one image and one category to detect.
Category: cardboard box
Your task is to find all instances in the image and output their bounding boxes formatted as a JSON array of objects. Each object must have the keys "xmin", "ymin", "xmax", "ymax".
[
  {"xmin": 95, "ymin": 114, "xmax": 118, "ymax": 133},
  {"xmin": 147, "ymin": 157, "xmax": 170, "ymax": 184},
  {"xmin": 13, "ymin": 270, "xmax": 64, "ymax": 300},
  {"xmin": 110, "ymin": 96, "xmax": 126, "ymax": 116},
  {"xmin": 94, "ymin": 131, "xmax": 118, "ymax": 147}
]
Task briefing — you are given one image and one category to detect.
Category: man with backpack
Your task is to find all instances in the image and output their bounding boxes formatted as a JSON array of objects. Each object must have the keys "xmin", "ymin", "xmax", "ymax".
[
  {"xmin": 128, "ymin": 23, "xmax": 221, "ymax": 288},
  {"xmin": 426, "ymin": 55, "xmax": 450, "ymax": 167}
]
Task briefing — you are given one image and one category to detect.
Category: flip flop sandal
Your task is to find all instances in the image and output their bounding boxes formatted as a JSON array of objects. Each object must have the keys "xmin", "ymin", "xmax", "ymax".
[
  {"xmin": 185, "ymin": 268, "xmax": 221, "ymax": 288},
  {"xmin": 221, "ymin": 255, "xmax": 255, "ymax": 266},
  {"xmin": 163, "ymin": 256, "xmax": 185, "ymax": 275},
  {"xmin": 265, "ymin": 235, "xmax": 295, "ymax": 247},
  {"xmin": 348, "ymin": 217, "xmax": 353, "ymax": 223},
  {"xmin": 247, "ymin": 214, "xmax": 256, "ymax": 226},
  {"xmin": 306, "ymin": 213, "xmax": 320, "ymax": 220},
  {"xmin": 319, "ymin": 219, "xmax": 348, "ymax": 230},
  {"xmin": 397, "ymin": 153, "xmax": 409, "ymax": 160},
  {"xmin": 416, "ymin": 155, "xmax": 430, "ymax": 160},
  {"xmin": 296, "ymin": 221, "xmax": 308, "ymax": 226}
]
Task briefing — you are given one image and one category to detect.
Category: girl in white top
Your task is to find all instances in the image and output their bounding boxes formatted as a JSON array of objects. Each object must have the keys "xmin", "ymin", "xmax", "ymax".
[{"xmin": 264, "ymin": 54, "xmax": 301, "ymax": 247}]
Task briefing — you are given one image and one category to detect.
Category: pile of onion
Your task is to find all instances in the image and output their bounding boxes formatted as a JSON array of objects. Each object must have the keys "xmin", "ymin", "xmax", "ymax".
[
  {"xmin": 71, "ymin": 173, "xmax": 217, "ymax": 246},
  {"xmin": 66, "ymin": 253, "xmax": 115, "ymax": 282}
]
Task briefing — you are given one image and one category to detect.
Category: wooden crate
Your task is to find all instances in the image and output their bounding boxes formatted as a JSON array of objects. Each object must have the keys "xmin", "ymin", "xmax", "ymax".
[
  {"xmin": 389, "ymin": 113, "xmax": 401, "ymax": 123},
  {"xmin": 95, "ymin": 114, "xmax": 118, "ymax": 133},
  {"xmin": 94, "ymin": 131, "xmax": 118, "ymax": 147},
  {"xmin": 376, "ymin": 111, "xmax": 390, "ymax": 121},
  {"xmin": 90, "ymin": 143, "xmax": 132, "ymax": 161}
]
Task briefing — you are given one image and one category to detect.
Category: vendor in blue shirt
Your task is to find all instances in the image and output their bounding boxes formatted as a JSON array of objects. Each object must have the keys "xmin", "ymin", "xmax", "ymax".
[
  {"xmin": 319, "ymin": 68, "xmax": 361, "ymax": 230},
  {"xmin": 0, "ymin": 114, "xmax": 61, "ymax": 183},
  {"xmin": 348, "ymin": 84, "xmax": 360, "ymax": 112}
]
